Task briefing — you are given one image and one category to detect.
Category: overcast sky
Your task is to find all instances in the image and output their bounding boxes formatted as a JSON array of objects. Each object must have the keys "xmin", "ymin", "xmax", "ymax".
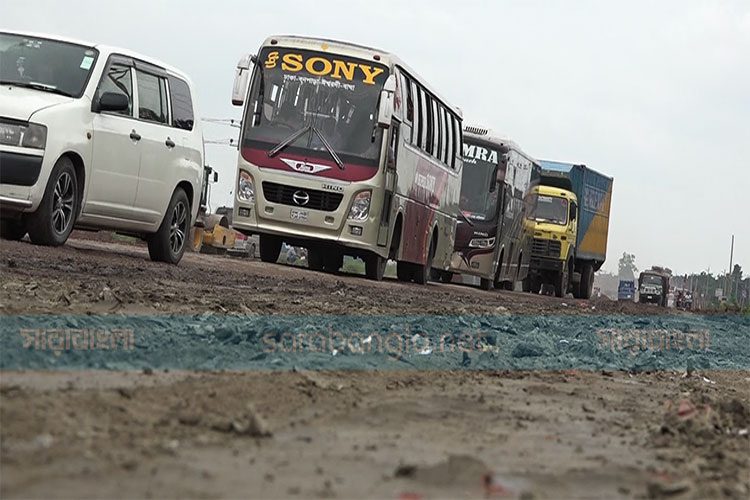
[{"xmin": 3, "ymin": 0, "xmax": 748, "ymax": 275}]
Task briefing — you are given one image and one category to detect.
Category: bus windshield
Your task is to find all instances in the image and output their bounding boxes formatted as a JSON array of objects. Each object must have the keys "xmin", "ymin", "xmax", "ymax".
[
  {"xmin": 242, "ymin": 47, "xmax": 389, "ymax": 167},
  {"xmin": 0, "ymin": 33, "xmax": 98, "ymax": 98},
  {"xmin": 459, "ymin": 141, "xmax": 500, "ymax": 220},
  {"xmin": 534, "ymin": 195, "xmax": 568, "ymax": 225}
]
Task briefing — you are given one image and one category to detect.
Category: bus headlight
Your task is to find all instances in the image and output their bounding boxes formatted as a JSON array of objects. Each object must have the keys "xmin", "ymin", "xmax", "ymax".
[
  {"xmin": 237, "ymin": 170, "xmax": 255, "ymax": 203},
  {"xmin": 347, "ymin": 190, "xmax": 371, "ymax": 221},
  {"xmin": 469, "ymin": 237, "xmax": 496, "ymax": 249}
]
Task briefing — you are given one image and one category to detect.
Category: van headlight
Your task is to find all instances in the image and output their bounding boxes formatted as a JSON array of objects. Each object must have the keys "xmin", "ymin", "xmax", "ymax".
[
  {"xmin": 237, "ymin": 170, "xmax": 255, "ymax": 203},
  {"xmin": 0, "ymin": 121, "xmax": 47, "ymax": 150},
  {"xmin": 469, "ymin": 237, "xmax": 496, "ymax": 248},
  {"xmin": 347, "ymin": 190, "xmax": 371, "ymax": 221}
]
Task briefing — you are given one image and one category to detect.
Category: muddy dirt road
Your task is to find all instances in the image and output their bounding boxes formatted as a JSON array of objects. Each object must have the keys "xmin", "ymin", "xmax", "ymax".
[{"xmin": 1, "ymin": 237, "xmax": 749, "ymax": 499}]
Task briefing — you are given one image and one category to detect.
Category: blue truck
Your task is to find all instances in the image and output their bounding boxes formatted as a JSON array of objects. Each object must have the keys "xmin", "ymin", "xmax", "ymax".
[{"xmin": 524, "ymin": 161, "xmax": 614, "ymax": 298}]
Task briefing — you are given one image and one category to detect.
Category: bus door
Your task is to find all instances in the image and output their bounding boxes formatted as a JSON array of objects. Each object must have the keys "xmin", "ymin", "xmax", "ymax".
[{"xmin": 377, "ymin": 119, "xmax": 400, "ymax": 247}]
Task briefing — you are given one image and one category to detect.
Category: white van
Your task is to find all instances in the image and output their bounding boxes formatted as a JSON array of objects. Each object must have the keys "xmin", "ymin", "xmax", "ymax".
[{"xmin": 0, "ymin": 31, "xmax": 204, "ymax": 264}]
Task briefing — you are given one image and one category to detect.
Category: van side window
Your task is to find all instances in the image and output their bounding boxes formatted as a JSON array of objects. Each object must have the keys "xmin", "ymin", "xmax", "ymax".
[
  {"xmin": 168, "ymin": 76, "xmax": 194, "ymax": 130},
  {"xmin": 98, "ymin": 63, "xmax": 133, "ymax": 116},
  {"xmin": 136, "ymin": 69, "xmax": 168, "ymax": 124}
]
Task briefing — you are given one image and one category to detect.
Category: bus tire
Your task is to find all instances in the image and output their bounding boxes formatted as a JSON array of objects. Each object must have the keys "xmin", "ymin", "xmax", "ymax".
[
  {"xmin": 480, "ymin": 278, "xmax": 492, "ymax": 291},
  {"xmin": 259, "ymin": 234, "xmax": 282, "ymax": 263},
  {"xmin": 324, "ymin": 251, "xmax": 343, "ymax": 273},
  {"xmin": 396, "ymin": 261, "xmax": 413, "ymax": 282},
  {"xmin": 365, "ymin": 252, "xmax": 386, "ymax": 281},
  {"xmin": 440, "ymin": 271, "xmax": 454, "ymax": 283},
  {"xmin": 413, "ymin": 235, "xmax": 436, "ymax": 285}
]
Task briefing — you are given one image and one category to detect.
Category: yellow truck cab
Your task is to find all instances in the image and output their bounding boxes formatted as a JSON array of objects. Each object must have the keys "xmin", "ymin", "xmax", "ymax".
[{"xmin": 524, "ymin": 185, "xmax": 578, "ymax": 296}]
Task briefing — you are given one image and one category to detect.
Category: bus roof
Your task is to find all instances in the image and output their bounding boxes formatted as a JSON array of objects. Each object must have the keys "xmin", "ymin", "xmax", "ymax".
[
  {"xmin": 463, "ymin": 125, "xmax": 538, "ymax": 164},
  {"xmin": 260, "ymin": 35, "xmax": 462, "ymax": 117}
]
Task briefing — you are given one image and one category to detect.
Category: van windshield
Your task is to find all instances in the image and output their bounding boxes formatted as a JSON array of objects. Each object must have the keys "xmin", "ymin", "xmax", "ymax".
[
  {"xmin": 0, "ymin": 33, "xmax": 98, "ymax": 98},
  {"xmin": 242, "ymin": 47, "xmax": 389, "ymax": 167}
]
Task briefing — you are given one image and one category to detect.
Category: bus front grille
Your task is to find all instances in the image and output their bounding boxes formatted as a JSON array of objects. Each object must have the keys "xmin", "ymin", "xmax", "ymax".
[
  {"xmin": 531, "ymin": 238, "xmax": 561, "ymax": 258},
  {"xmin": 262, "ymin": 182, "xmax": 344, "ymax": 212}
]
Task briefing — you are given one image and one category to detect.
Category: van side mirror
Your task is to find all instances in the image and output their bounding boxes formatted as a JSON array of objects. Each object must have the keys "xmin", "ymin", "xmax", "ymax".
[
  {"xmin": 98, "ymin": 92, "xmax": 129, "ymax": 112},
  {"xmin": 570, "ymin": 202, "xmax": 578, "ymax": 221},
  {"xmin": 232, "ymin": 54, "xmax": 254, "ymax": 106},
  {"xmin": 376, "ymin": 75, "xmax": 396, "ymax": 129}
]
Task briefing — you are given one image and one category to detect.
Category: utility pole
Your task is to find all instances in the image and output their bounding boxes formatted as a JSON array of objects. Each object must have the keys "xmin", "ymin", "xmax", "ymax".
[{"xmin": 727, "ymin": 235, "xmax": 735, "ymax": 301}]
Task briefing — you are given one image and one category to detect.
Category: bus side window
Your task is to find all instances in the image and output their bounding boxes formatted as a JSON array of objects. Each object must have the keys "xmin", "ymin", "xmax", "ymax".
[
  {"xmin": 424, "ymin": 94, "xmax": 433, "ymax": 155},
  {"xmin": 453, "ymin": 116, "xmax": 462, "ymax": 169},
  {"xmin": 419, "ymin": 87, "xmax": 428, "ymax": 151},
  {"xmin": 440, "ymin": 107, "xmax": 449, "ymax": 165},
  {"xmin": 403, "ymin": 75, "xmax": 414, "ymax": 125},
  {"xmin": 411, "ymin": 81, "xmax": 419, "ymax": 146},
  {"xmin": 431, "ymin": 99, "xmax": 439, "ymax": 159}
]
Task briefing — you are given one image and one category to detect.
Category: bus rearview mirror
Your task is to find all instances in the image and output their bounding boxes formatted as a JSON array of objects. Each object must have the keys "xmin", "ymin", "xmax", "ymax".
[
  {"xmin": 232, "ymin": 53, "xmax": 254, "ymax": 107},
  {"xmin": 377, "ymin": 75, "xmax": 397, "ymax": 129}
]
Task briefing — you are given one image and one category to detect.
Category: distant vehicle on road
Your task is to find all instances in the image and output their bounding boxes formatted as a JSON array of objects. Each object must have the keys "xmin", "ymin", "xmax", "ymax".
[
  {"xmin": 0, "ymin": 31, "xmax": 204, "ymax": 264},
  {"xmin": 230, "ymin": 35, "xmax": 463, "ymax": 282},
  {"xmin": 446, "ymin": 125, "xmax": 540, "ymax": 290},
  {"xmin": 638, "ymin": 266, "xmax": 671, "ymax": 306},
  {"xmin": 524, "ymin": 161, "xmax": 614, "ymax": 298},
  {"xmin": 618, "ymin": 280, "xmax": 636, "ymax": 301}
]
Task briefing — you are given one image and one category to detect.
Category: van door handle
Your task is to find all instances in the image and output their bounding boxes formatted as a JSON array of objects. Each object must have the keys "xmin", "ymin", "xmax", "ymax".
[
  {"xmin": 165, "ymin": 138, "xmax": 176, "ymax": 148},
  {"xmin": 129, "ymin": 130, "xmax": 141, "ymax": 141}
]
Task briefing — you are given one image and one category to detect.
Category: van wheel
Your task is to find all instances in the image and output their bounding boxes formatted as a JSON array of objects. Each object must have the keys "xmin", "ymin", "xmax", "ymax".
[
  {"xmin": 365, "ymin": 252, "xmax": 387, "ymax": 281},
  {"xmin": 147, "ymin": 188, "xmax": 190, "ymax": 264},
  {"xmin": 0, "ymin": 219, "xmax": 27, "ymax": 241},
  {"xmin": 28, "ymin": 158, "xmax": 78, "ymax": 246},
  {"xmin": 259, "ymin": 234, "xmax": 282, "ymax": 263}
]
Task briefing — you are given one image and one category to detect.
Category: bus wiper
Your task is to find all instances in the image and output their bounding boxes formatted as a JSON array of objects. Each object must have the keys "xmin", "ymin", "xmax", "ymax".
[
  {"xmin": 267, "ymin": 125, "xmax": 344, "ymax": 171},
  {"xmin": 267, "ymin": 125, "xmax": 312, "ymax": 158},
  {"xmin": 458, "ymin": 211, "xmax": 475, "ymax": 227},
  {"xmin": 311, "ymin": 126, "xmax": 344, "ymax": 170},
  {"xmin": 0, "ymin": 80, "xmax": 73, "ymax": 97}
]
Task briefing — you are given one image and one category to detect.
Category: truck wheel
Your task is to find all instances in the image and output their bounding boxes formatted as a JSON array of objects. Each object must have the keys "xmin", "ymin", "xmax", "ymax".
[
  {"xmin": 396, "ymin": 261, "xmax": 414, "ymax": 282},
  {"xmin": 259, "ymin": 234, "xmax": 282, "ymax": 263},
  {"xmin": 580, "ymin": 264, "xmax": 594, "ymax": 299},
  {"xmin": 147, "ymin": 188, "xmax": 190, "ymax": 264},
  {"xmin": 0, "ymin": 219, "xmax": 27, "ymax": 241},
  {"xmin": 480, "ymin": 278, "xmax": 492, "ymax": 291},
  {"xmin": 365, "ymin": 252, "xmax": 386, "ymax": 281},
  {"xmin": 27, "ymin": 157, "xmax": 78, "ymax": 247},
  {"xmin": 554, "ymin": 269, "xmax": 569, "ymax": 298}
]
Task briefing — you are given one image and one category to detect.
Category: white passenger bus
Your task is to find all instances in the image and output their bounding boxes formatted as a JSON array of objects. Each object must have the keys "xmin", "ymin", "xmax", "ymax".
[
  {"xmin": 231, "ymin": 36, "xmax": 463, "ymax": 282},
  {"xmin": 444, "ymin": 126, "xmax": 540, "ymax": 290}
]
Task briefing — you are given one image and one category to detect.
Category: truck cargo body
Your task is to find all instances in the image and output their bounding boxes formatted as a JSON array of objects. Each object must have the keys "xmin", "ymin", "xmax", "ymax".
[{"xmin": 539, "ymin": 161, "xmax": 613, "ymax": 266}]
